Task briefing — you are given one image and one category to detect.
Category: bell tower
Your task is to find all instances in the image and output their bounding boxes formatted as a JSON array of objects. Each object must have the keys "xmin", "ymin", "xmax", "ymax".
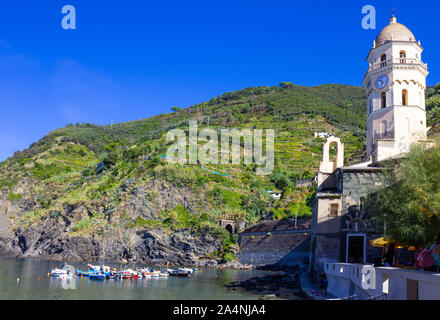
[{"xmin": 363, "ymin": 14, "xmax": 429, "ymax": 162}]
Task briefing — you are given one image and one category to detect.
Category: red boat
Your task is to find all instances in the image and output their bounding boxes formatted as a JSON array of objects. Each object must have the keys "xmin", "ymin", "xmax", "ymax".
[{"xmin": 119, "ymin": 270, "xmax": 133, "ymax": 279}]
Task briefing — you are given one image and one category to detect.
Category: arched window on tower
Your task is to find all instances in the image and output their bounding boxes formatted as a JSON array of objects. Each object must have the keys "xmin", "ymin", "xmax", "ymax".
[
  {"xmin": 400, "ymin": 51, "xmax": 407, "ymax": 64},
  {"xmin": 381, "ymin": 92, "xmax": 387, "ymax": 108},
  {"xmin": 381, "ymin": 54, "xmax": 387, "ymax": 67},
  {"xmin": 402, "ymin": 89, "xmax": 408, "ymax": 106}
]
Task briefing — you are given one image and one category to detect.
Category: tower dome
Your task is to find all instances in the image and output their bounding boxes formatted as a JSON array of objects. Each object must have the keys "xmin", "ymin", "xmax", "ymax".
[{"xmin": 375, "ymin": 15, "xmax": 416, "ymax": 46}]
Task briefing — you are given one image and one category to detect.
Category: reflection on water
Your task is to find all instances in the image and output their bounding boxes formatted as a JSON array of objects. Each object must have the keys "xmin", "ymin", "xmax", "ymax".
[
  {"xmin": 50, "ymin": 277, "xmax": 76, "ymax": 290},
  {"xmin": 0, "ymin": 256, "xmax": 273, "ymax": 300}
]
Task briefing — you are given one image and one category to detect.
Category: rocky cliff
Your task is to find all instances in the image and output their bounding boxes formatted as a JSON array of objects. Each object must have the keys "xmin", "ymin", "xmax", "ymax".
[{"xmin": 0, "ymin": 177, "xmax": 222, "ymax": 266}]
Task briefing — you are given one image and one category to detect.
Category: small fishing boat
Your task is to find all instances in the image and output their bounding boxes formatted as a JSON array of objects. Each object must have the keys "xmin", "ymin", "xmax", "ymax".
[
  {"xmin": 119, "ymin": 269, "xmax": 137, "ymax": 279},
  {"xmin": 51, "ymin": 268, "xmax": 72, "ymax": 278},
  {"xmin": 89, "ymin": 272, "xmax": 106, "ymax": 280},
  {"xmin": 77, "ymin": 270, "xmax": 91, "ymax": 277},
  {"xmin": 141, "ymin": 268, "xmax": 161, "ymax": 278},
  {"xmin": 87, "ymin": 264, "xmax": 101, "ymax": 272},
  {"xmin": 51, "ymin": 264, "xmax": 75, "ymax": 279},
  {"xmin": 178, "ymin": 268, "xmax": 196, "ymax": 274},
  {"xmin": 168, "ymin": 269, "xmax": 189, "ymax": 277},
  {"xmin": 119, "ymin": 271, "xmax": 132, "ymax": 279}
]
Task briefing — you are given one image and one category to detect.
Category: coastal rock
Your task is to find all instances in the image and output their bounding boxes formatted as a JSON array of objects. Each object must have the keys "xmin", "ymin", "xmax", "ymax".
[
  {"xmin": 226, "ymin": 273, "xmax": 302, "ymax": 299},
  {"xmin": 0, "ymin": 182, "xmax": 222, "ymax": 266}
]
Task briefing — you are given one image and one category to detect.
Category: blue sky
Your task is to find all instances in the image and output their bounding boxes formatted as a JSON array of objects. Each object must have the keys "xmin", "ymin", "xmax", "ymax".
[{"xmin": 0, "ymin": 0, "xmax": 439, "ymax": 160}]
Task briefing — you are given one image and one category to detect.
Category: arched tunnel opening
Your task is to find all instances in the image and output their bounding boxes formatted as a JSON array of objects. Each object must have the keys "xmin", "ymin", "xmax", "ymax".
[{"xmin": 225, "ymin": 224, "xmax": 234, "ymax": 234}]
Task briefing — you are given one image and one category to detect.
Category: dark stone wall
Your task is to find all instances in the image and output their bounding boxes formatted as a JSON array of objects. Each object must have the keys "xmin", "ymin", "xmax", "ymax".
[
  {"xmin": 339, "ymin": 169, "xmax": 387, "ymax": 207},
  {"xmin": 338, "ymin": 169, "xmax": 388, "ymax": 263},
  {"xmin": 238, "ymin": 232, "xmax": 310, "ymax": 265}
]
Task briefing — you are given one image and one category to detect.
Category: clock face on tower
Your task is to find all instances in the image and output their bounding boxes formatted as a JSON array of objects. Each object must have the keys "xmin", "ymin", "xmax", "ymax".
[{"xmin": 375, "ymin": 74, "xmax": 389, "ymax": 89}]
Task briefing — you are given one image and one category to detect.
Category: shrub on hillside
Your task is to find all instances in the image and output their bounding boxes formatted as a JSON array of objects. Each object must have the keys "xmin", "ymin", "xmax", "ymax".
[{"xmin": 154, "ymin": 165, "xmax": 197, "ymax": 187}]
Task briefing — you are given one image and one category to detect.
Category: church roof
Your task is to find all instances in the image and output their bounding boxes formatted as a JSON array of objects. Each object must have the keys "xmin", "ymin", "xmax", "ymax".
[{"xmin": 375, "ymin": 15, "xmax": 416, "ymax": 46}]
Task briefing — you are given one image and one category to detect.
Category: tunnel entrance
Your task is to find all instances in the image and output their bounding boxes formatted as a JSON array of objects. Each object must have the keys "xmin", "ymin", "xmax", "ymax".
[{"xmin": 219, "ymin": 219, "xmax": 236, "ymax": 234}]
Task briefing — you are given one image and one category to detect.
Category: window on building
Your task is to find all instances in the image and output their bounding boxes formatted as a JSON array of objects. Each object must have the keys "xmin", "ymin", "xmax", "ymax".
[
  {"xmin": 380, "ymin": 54, "xmax": 387, "ymax": 67},
  {"xmin": 400, "ymin": 51, "xmax": 407, "ymax": 64},
  {"xmin": 329, "ymin": 204, "xmax": 339, "ymax": 217},
  {"xmin": 381, "ymin": 92, "xmax": 387, "ymax": 108},
  {"xmin": 402, "ymin": 89, "xmax": 408, "ymax": 106}
]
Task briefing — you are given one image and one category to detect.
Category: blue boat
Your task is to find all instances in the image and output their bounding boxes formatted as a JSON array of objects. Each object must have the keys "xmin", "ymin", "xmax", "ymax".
[
  {"xmin": 89, "ymin": 273, "xmax": 106, "ymax": 280},
  {"xmin": 77, "ymin": 270, "xmax": 91, "ymax": 277}
]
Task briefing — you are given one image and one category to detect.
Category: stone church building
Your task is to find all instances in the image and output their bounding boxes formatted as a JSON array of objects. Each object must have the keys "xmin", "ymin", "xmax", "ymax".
[{"xmin": 310, "ymin": 15, "xmax": 432, "ymax": 272}]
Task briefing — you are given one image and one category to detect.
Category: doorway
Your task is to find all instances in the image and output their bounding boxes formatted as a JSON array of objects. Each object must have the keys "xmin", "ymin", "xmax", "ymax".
[
  {"xmin": 346, "ymin": 234, "xmax": 366, "ymax": 263},
  {"xmin": 407, "ymin": 279, "xmax": 418, "ymax": 300}
]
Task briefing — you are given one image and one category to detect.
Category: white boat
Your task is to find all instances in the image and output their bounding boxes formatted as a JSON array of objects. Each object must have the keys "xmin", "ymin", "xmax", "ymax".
[
  {"xmin": 51, "ymin": 268, "xmax": 74, "ymax": 279},
  {"xmin": 178, "ymin": 268, "xmax": 195, "ymax": 274},
  {"xmin": 140, "ymin": 268, "xmax": 161, "ymax": 278}
]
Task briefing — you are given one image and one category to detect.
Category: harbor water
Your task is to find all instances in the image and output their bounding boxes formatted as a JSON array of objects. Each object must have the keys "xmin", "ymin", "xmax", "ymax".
[{"xmin": 0, "ymin": 256, "xmax": 276, "ymax": 300}]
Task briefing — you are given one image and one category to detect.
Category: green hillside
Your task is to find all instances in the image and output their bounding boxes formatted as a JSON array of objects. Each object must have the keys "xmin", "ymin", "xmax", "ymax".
[
  {"xmin": 426, "ymin": 83, "xmax": 440, "ymax": 135},
  {"xmin": 0, "ymin": 83, "xmax": 440, "ymax": 261},
  {"xmin": 14, "ymin": 81, "xmax": 440, "ymax": 264},
  {"xmin": 2, "ymin": 82, "xmax": 440, "ymax": 264},
  {"xmin": 0, "ymin": 83, "xmax": 370, "ymax": 263}
]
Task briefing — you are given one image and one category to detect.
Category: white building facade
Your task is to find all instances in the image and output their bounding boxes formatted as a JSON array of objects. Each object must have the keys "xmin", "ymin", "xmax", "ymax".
[{"xmin": 363, "ymin": 15, "xmax": 430, "ymax": 162}]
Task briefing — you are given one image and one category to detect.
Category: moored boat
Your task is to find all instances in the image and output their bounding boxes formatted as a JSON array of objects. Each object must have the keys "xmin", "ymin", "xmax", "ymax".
[
  {"xmin": 51, "ymin": 264, "xmax": 75, "ymax": 279},
  {"xmin": 89, "ymin": 272, "xmax": 106, "ymax": 280},
  {"xmin": 119, "ymin": 269, "xmax": 138, "ymax": 279},
  {"xmin": 77, "ymin": 270, "xmax": 91, "ymax": 277},
  {"xmin": 141, "ymin": 268, "xmax": 161, "ymax": 278},
  {"xmin": 168, "ymin": 269, "xmax": 189, "ymax": 277}
]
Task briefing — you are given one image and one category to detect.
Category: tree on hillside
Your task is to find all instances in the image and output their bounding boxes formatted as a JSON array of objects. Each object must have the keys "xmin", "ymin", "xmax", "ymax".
[
  {"xmin": 368, "ymin": 143, "xmax": 440, "ymax": 248},
  {"xmin": 270, "ymin": 172, "xmax": 291, "ymax": 191},
  {"xmin": 103, "ymin": 149, "xmax": 120, "ymax": 168}
]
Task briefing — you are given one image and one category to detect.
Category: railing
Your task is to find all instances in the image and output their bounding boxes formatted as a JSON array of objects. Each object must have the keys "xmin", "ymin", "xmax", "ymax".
[
  {"xmin": 366, "ymin": 293, "xmax": 388, "ymax": 300},
  {"xmin": 327, "ymin": 295, "xmax": 358, "ymax": 300},
  {"xmin": 324, "ymin": 262, "xmax": 440, "ymax": 300},
  {"xmin": 368, "ymin": 58, "xmax": 428, "ymax": 72}
]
